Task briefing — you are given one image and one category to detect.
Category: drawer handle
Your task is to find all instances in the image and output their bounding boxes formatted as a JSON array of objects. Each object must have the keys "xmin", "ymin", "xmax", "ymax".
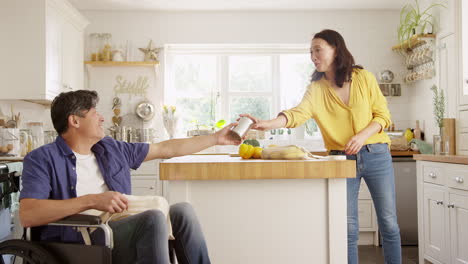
[
  {"xmin": 150, "ymin": 186, "xmax": 155, "ymax": 190},
  {"xmin": 447, "ymin": 203, "xmax": 455, "ymax": 208},
  {"xmin": 429, "ymin": 172, "xmax": 436, "ymax": 178},
  {"xmin": 455, "ymin": 177, "xmax": 464, "ymax": 183},
  {"xmin": 436, "ymin": 200, "xmax": 444, "ymax": 205}
]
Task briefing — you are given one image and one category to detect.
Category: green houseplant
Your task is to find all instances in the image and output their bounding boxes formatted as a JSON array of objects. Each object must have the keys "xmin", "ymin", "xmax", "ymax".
[
  {"xmin": 397, "ymin": 0, "xmax": 445, "ymax": 44},
  {"xmin": 430, "ymin": 84, "xmax": 445, "ymax": 154}
]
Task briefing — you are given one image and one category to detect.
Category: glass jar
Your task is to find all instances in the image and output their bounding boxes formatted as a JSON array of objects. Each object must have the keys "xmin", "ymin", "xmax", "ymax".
[
  {"xmin": 100, "ymin": 33, "xmax": 112, "ymax": 62},
  {"xmin": 0, "ymin": 128, "xmax": 20, "ymax": 157},
  {"xmin": 433, "ymin": 135, "xmax": 441, "ymax": 155},
  {"xmin": 27, "ymin": 122, "xmax": 44, "ymax": 149},
  {"xmin": 89, "ymin": 33, "xmax": 100, "ymax": 61},
  {"xmin": 44, "ymin": 131, "xmax": 58, "ymax": 145},
  {"xmin": 440, "ymin": 135, "xmax": 450, "ymax": 155}
]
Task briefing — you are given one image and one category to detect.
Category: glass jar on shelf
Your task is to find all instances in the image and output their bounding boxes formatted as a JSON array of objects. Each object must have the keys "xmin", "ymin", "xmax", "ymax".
[
  {"xmin": 100, "ymin": 33, "xmax": 113, "ymax": 62},
  {"xmin": 88, "ymin": 33, "xmax": 100, "ymax": 61},
  {"xmin": 44, "ymin": 130, "xmax": 58, "ymax": 145}
]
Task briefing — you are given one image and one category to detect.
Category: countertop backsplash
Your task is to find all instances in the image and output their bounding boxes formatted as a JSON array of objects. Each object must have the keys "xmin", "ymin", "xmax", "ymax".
[{"xmin": 0, "ymin": 100, "xmax": 52, "ymax": 130}]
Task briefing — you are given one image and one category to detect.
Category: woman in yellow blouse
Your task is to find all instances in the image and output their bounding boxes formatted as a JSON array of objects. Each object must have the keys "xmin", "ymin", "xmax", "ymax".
[{"xmin": 242, "ymin": 29, "xmax": 401, "ymax": 264}]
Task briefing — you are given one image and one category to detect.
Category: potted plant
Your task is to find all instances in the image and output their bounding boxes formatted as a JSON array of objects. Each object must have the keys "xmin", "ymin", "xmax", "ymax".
[
  {"xmin": 430, "ymin": 84, "xmax": 445, "ymax": 154},
  {"xmin": 397, "ymin": 0, "xmax": 445, "ymax": 44}
]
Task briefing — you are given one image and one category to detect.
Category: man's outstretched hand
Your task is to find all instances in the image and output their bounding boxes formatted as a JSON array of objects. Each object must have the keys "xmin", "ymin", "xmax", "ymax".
[{"xmin": 214, "ymin": 122, "xmax": 242, "ymax": 145}]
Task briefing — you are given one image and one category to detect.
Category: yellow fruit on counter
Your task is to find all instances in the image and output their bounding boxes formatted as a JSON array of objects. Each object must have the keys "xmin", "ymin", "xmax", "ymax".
[
  {"xmin": 404, "ymin": 128, "xmax": 414, "ymax": 142},
  {"xmin": 239, "ymin": 143, "xmax": 255, "ymax": 159},
  {"xmin": 252, "ymin": 147, "xmax": 263, "ymax": 159}
]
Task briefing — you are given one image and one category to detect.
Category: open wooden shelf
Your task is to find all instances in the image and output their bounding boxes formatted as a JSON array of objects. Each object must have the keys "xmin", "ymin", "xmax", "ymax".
[
  {"xmin": 392, "ymin": 34, "xmax": 436, "ymax": 51},
  {"xmin": 84, "ymin": 61, "xmax": 159, "ymax": 66}
]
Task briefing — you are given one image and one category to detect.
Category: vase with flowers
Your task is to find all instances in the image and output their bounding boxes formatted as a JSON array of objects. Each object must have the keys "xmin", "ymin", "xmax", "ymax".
[
  {"xmin": 162, "ymin": 105, "xmax": 178, "ymax": 139},
  {"xmin": 430, "ymin": 85, "xmax": 445, "ymax": 155}
]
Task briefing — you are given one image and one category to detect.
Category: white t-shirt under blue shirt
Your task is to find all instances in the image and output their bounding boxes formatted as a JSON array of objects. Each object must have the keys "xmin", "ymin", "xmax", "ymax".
[{"xmin": 73, "ymin": 151, "xmax": 109, "ymax": 197}]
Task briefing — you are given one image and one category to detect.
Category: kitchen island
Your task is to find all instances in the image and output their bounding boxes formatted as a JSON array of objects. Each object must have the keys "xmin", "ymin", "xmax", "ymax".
[{"xmin": 160, "ymin": 155, "xmax": 355, "ymax": 264}]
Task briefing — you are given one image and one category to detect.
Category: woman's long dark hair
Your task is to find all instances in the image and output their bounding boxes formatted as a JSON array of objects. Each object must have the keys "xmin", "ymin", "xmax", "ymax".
[{"xmin": 310, "ymin": 29, "xmax": 363, "ymax": 87}]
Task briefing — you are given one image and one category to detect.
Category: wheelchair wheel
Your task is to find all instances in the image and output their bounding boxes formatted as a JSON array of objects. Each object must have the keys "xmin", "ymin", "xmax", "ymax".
[{"xmin": 0, "ymin": 239, "xmax": 59, "ymax": 264}]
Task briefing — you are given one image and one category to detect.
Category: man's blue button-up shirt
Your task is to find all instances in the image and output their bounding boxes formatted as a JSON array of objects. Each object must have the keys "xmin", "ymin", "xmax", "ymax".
[{"xmin": 19, "ymin": 136, "xmax": 149, "ymax": 243}]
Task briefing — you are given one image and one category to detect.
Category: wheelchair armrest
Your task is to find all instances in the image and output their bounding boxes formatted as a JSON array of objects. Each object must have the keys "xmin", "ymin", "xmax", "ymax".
[
  {"xmin": 27, "ymin": 214, "xmax": 113, "ymax": 249},
  {"xmin": 51, "ymin": 214, "xmax": 102, "ymax": 226}
]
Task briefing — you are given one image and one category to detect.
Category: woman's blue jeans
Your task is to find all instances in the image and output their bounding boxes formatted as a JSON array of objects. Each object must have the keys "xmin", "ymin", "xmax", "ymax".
[{"xmin": 346, "ymin": 143, "xmax": 401, "ymax": 264}]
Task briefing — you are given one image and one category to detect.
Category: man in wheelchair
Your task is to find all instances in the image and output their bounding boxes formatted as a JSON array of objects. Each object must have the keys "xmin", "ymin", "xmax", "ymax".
[{"xmin": 16, "ymin": 90, "xmax": 242, "ymax": 264}]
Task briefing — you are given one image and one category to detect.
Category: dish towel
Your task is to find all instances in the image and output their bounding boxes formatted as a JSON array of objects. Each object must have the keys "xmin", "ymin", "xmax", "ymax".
[{"xmin": 80, "ymin": 195, "xmax": 174, "ymax": 246}]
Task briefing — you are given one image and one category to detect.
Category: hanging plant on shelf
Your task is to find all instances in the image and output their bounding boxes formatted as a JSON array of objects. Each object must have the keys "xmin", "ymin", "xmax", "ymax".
[{"xmin": 397, "ymin": 0, "xmax": 445, "ymax": 45}]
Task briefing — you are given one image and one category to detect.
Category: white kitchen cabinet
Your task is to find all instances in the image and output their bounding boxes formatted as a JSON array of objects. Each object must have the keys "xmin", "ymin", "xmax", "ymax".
[
  {"xmin": 449, "ymin": 193, "xmax": 468, "ymax": 264},
  {"xmin": 0, "ymin": 0, "xmax": 88, "ymax": 103},
  {"xmin": 460, "ymin": 0, "xmax": 468, "ymax": 106},
  {"xmin": 358, "ymin": 181, "xmax": 379, "ymax": 246},
  {"xmin": 417, "ymin": 160, "xmax": 468, "ymax": 264},
  {"xmin": 423, "ymin": 183, "xmax": 449, "ymax": 263},
  {"xmin": 458, "ymin": 108, "xmax": 468, "ymax": 155},
  {"xmin": 62, "ymin": 19, "xmax": 85, "ymax": 92},
  {"xmin": 439, "ymin": 34, "xmax": 458, "ymax": 118},
  {"xmin": 131, "ymin": 160, "xmax": 163, "ymax": 196}
]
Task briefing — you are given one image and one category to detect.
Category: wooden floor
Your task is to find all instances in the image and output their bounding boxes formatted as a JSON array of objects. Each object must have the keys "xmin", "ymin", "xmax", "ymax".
[{"xmin": 359, "ymin": 245, "xmax": 419, "ymax": 264}]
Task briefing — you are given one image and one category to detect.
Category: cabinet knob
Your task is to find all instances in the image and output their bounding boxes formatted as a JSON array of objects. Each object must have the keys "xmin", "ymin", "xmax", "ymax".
[
  {"xmin": 429, "ymin": 172, "xmax": 436, "ymax": 178},
  {"xmin": 436, "ymin": 200, "xmax": 444, "ymax": 205},
  {"xmin": 149, "ymin": 186, "xmax": 154, "ymax": 190},
  {"xmin": 455, "ymin": 177, "xmax": 464, "ymax": 183},
  {"xmin": 447, "ymin": 203, "xmax": 455, "ymax": 208}
]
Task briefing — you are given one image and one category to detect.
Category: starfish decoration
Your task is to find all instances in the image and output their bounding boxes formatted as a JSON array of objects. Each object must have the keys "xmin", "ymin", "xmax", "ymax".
[{"xmin": 139, "ymin": 40, "xmax": 161, "ymax": 62}]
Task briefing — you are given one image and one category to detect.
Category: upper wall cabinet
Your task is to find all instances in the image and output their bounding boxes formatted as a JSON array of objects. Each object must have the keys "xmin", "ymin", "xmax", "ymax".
[
  {"xmin": 0, "ymin": 0, "xmax": 89, "ymax": 104},
  {"xmin": 460, "ymin": 0, "xmax": 468, "ymax": 106}
]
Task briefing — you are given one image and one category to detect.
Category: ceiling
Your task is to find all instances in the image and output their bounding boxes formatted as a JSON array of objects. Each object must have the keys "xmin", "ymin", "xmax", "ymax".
[{"xmin": 69, "ymin": 0, "xmax": 409, "ymax": 11}]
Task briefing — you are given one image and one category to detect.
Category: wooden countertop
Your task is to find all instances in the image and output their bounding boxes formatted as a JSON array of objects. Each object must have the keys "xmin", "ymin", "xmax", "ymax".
[
  {"xmin": 413, "ymin": 154, "xmax": 468, "ymax": 165},
  {"xmin": 0, "ymin": 157, "xmax": 24, "ymax": 162},
  {"xmin": 160, "ymin": 155, "xmax": 356, "ymax": 180},
  {"xmin": 391, "ymin": 150, "xmax": 420, "ymax": 156},
  {"xmin": 311, "ymin": 151, "xmax": 419, "ymax": 157}
]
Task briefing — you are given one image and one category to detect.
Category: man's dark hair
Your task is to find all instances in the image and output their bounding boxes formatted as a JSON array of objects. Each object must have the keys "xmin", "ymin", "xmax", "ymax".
[
  {"xmin": 50, "ymin": 90, "xmax": 99, "ymax": 135},
  {"xmin": 310, "ymin": 29, "xmax": 363, "ymax": 87}
]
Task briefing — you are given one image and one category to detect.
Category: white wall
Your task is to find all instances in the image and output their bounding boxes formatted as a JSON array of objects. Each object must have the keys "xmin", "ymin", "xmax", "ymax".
[
  {"xmin": 404, "ymin": 0, "xmax": 458, "ymax": 144},
  {"xmin": 81, "ymin": 9, "xmax": 410, "ymax": 140}
]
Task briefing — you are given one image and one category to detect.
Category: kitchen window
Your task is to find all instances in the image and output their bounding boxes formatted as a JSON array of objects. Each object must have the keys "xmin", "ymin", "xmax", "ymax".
[{"xmin": 164, "ymin": 45, "xmax": 320, "ymax": 140}]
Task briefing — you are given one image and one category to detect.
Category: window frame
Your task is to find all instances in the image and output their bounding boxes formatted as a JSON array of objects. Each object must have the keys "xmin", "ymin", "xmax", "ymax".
[{"xmin": 163, "ymin": 44, "xmax": 321, "ymax": 138}]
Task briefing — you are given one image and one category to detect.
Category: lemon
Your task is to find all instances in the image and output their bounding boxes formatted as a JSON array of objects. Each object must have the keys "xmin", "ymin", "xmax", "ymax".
[
  {"xmin": 252, "ymin": 147, "xmax": 263, "ymax": 159},
  {"xmin": 239, "ymin": 144, "xmax": 255, "ymax": 159},
  {"xmin": 404, "ymin": 128, "xmax": 414, "ymax": 142}
]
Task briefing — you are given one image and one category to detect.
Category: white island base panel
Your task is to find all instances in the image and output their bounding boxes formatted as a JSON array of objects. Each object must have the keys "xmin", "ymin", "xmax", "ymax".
[{"xmin": 166, "ymin": 178, "xmax": 347, "ymax": 264}]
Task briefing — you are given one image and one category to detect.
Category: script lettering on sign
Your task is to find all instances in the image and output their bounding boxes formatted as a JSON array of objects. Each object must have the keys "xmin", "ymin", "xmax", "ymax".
[{"xmin": 114, "ymin": 75, "xmax": 149, "ymax": 97}]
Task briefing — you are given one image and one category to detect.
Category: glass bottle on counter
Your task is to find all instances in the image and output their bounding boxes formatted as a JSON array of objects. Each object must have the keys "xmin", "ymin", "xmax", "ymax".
[
  {"xmin": 433, "ymin": 134, "xmax": 442, "ymax": 155},
  {"xmin": 413, "ymin": 120, "xmax": 422, "ymax": 140}
]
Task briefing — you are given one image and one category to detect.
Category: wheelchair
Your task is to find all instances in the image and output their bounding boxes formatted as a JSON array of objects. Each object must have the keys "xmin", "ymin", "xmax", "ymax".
[{"xmin": 0, "ymin": 163, "xmax": 175, "ymax": 264}]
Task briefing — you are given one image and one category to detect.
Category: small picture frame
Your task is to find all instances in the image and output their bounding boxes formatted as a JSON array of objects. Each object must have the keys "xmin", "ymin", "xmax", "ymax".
[
  {"xmin": 391, "ymin": 84, "xmax": 401, "ymax": 96},
  {"xmin": 379, "ymin": 84, "xmax": 391, "ymax": 96}
]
